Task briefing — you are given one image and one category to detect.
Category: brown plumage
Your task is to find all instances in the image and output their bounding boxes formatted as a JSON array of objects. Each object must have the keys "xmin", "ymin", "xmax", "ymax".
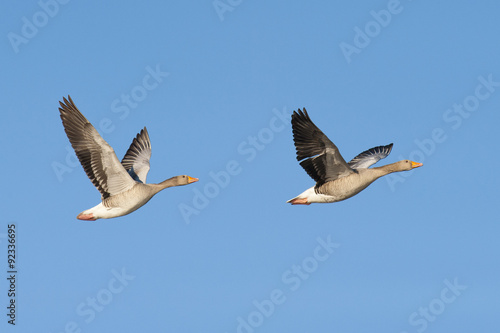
[
  {"xmin": 287, "ymin": 108, "xmax": 422, "ymax": 205},
  {"xmin": 59, "ymin": 96, "xmax": 198, "ymax": 220}
]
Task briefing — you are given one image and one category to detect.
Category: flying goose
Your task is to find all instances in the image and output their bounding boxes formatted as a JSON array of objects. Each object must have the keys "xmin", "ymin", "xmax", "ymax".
[
  {"xmin": 59, "ymin": 96, "xmax": 198, "ymax": 220},
  {"xmin": 287, "ymin": 108, "xmax": 422, "ymax": 205}
]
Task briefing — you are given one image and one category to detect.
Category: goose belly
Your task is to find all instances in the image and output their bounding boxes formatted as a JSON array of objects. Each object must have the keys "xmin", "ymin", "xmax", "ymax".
[
  {"xmin": 83, "ymin": 188, "xmax": 155, "ymax": 219},
  {"xmin": 318, "ymin": 176, "xmax": 377, "ymax": 202},
  {"xmin": 294, "ymin": 187, "xmax": 341, "ymax": 203}
]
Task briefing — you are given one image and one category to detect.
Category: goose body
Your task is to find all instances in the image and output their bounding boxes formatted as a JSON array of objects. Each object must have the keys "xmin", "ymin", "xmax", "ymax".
[
  {"xmin": 59, "ymin": 96, "xmax": 198, "ymax": 220},
  {"xmin": 77, "ymin": 178, "xmax": 188, "ymax": 219},
  {"xmin": 287, "ymin": 109, "xmax": 422, "ymax": 205}
]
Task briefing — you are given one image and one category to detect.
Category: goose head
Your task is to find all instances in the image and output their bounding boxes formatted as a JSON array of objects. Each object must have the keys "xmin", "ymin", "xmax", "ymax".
[
  {"xmin": 397, "ymin": 160, "xmax": 423, "ymax": 171},
  {"xmin": 176, "ymin": 175, "xmax": 199, "ymax": 185},
  {"xmin": 157, "ymin": 175, "xmax": 199, "ymax": 190}
]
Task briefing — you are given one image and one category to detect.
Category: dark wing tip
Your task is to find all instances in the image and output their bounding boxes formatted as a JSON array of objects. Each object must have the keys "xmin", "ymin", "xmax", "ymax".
[
  {"xmin": 385, "ymin": 143, "xmax": 394, "ymax": 154},
  {"xmin": 58, "ymin": 95, "xmax": 78, "ymax": 116},
  {"xmin": 141, "ymin": 127, "xmax": 150, "ymax": 142},
  {"xmin": 291, "ymin": 108, "xmax": 309, "ymax": 123},
  {"xmin": 291, "ymin": 107, "xmax": 314, "ymax": 135},
  {"xmin": 291, "ymin": 108, "xmax": 328, "ymax": 161}
]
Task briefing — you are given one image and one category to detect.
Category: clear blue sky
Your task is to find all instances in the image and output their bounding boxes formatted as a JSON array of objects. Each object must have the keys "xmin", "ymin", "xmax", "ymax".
[{"xmin": 1, "ymin": 1, "xmax": 499, "ymax": 332}]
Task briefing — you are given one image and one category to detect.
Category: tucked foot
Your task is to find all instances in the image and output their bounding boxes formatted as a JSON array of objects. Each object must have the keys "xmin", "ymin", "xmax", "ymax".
[
  {"xmin": 288, "ymin": 198, "xmax": 311, "ymax": 205},
  {"xmin": 77, "ymin": 213, "xmax": 97, "ymax": 221}
]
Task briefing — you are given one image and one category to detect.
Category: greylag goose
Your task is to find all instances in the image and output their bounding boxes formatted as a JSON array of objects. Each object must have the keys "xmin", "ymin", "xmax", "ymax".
[
  {"xmin": 287, "ymin": 108, "xmax": 422, "ymax": 205},
  {"xmin": 59, "ymin": 96, "xmax": 198, "ymax": 220}
]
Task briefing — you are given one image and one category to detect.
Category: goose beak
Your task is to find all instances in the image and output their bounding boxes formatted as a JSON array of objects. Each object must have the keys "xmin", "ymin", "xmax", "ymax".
[
  {"xmin": 411, "ymin": 161, "xmax": 423, "ymax": 168},
  {"xmin": 187, "ymin": 176, "xmax": 199, "ymax": 184}
]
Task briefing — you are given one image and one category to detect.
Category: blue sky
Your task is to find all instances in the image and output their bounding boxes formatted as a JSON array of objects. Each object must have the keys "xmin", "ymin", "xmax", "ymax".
[{"xmin": 1, "ymin": 0, "xmax": 499, "ymax": 332}]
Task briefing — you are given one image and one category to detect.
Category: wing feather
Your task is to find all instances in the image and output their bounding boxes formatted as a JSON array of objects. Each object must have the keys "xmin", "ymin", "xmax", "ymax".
[
  {"xmin": 291, "ymin": 108, "xmax": 353, "ymax": 186},
  {"xmin": 59, "ymin": 96, "xmax": 136, "ymax": 199},
  {"xmin": 121, "ymin": 127, "xmax": 152, "ymax": 183},
  {"xmin": 348, "ymin": 143, "xmax": 393, "ymax": 169}
]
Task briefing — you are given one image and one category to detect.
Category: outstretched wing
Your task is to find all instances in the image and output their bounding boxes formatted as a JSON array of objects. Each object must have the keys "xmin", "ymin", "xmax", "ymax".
[
  {"xmin": 59, "ymin": 96, "xmax": 136, "ymax": 199},
  {"xmin": 348, "ymin": 143, "xmax": 393, "ymax": 169},
  {"xmin": 291, "ymin": 108, "xmax": 354, "ymax": 187},
  {"xmin": 121, "ymin": 127, "xmax": 152, "ymax": 183}
]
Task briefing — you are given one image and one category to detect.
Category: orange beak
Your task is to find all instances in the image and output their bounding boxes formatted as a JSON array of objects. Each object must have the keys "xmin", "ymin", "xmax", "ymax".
[
  {"xmin": 411, "ymin": 161, "xmax": 423, "ymax": 168},
  {"xmin": 187, "ymin": 176, "xmax": 199, "ymax": 184}
]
